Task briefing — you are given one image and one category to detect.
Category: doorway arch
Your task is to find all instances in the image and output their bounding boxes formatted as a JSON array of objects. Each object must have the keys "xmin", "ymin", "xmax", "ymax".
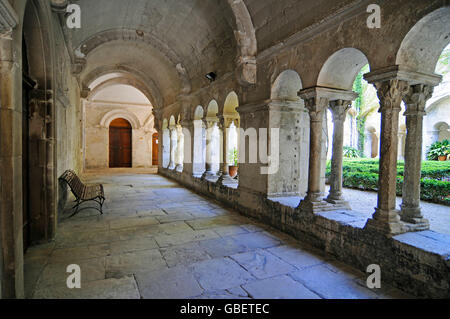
[{"xmin": 109, "ymin": 118, "xmax": 132, "ymax": 168}]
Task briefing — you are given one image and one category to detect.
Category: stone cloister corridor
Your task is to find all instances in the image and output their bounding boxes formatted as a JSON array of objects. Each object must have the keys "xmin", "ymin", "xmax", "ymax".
[
  {"xmin": 1, "ymin": 0, "xmax": 449, "ymax": 301},
  {"xmin": 25, "ymin": 173, "xmax": 410, "ymax": 299}
]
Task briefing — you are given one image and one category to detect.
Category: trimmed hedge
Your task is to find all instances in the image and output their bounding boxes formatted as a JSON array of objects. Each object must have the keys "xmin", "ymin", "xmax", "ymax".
[{"xmin": 326, "ymin": 160, "xmax": 450, "ymax": 205}]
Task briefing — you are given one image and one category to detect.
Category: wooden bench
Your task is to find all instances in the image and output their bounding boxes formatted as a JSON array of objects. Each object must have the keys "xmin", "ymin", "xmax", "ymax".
[{"xmin": 59, "ymin": 170, "xmax": 105, "ymax": 217}]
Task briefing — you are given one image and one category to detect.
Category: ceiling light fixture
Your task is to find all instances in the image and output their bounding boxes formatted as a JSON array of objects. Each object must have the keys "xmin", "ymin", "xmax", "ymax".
[{"xmin": 205, "ymin": 72, "xmax": 217, "ymax": 82}]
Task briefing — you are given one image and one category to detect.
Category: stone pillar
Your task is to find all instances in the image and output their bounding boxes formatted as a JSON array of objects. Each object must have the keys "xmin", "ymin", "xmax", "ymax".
[
  {"xmin": 0, "ymin": 10, "xmax": 24, "ymax": 297},
  {"xmin": 168, "ymin": 126, "xmax": 177, "ymax": 170},
  {"xmin": 217, "ymin": 116, "xmax": 236, "ymax": 185},
  {"xmin": 365, "ymin": 79, "xmax": 409, "ymax": 235},
  {"xmin": 298, "ymin": 90, "xmax": 329, "ymax": 211},
  {"xmin": 183, "ymin": 120, "xmax": 195, "ymax": 177},
  {"xmin": 326, "ymin": 100, "xmax": 351, "ymax": 207},
  {"xmin": 400, "ymin": 84, "xmax": 433, "ymax": 228},
  {"xmin": 201, "ymin": 119, "xmax": 218, "ymax": 179},
  {"xmin": 175, "ymin": 124, "xmax": 183, "ymax": 172}
]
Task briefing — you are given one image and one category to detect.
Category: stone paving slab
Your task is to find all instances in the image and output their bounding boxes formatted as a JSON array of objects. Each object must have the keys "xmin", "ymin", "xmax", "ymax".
[
  {"xmin": 198, "ymin": 236, "xmax": 249, "ymax": 258},
  {"xmin": 33, "ymin": 276, "xmax": 140, "ymax": 299},
  {"xmin": 267, "ymin": 245, "xmax": 329, "ymax": 270},
  {"xmin": 189, "ymin": 257, "xmax": 255, "ymax": 291},
  {"xmin": 154, "ymin": 229, "xmax": 219, "ymax": 248},
  {"xmin": 25, "ymin": 173, "xmax": 412, "ymax": 299},
  {"xmin": 105, "ymin": 249, "xmax": 167, "ymax": 278},
  {"xmin": 36, "ymin": 257, "xmax": 106, "ymax": 289},
  {"xmin": 242, "ymin": 275, "xmax": 321, "ymax": 299},
  {"xmin": 231, "ymin": 249, "xmax": 297, "ymax": 279},
  {"xmin": 135, "ymin": 266, "xmax": 203, "ymax": 299},
  {"xmin": 290, "ymin": 265, "xmax": 379, "ymax": 299},
  {"xmin": 160, "ymin": 242, "xmax": 212, "ymax": 268}
]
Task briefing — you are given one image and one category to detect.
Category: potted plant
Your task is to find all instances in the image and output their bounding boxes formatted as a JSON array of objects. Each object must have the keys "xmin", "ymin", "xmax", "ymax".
[
  {"xmin": 426, "ymin": 140, "xmax": 450, "ymax": 161},
  {"xmin": 228, "ymin": 148, "xmax": 239, "ymax": 178},
  {"xmin": 343, "ymin": 146, "xmax": 360, "ymax": 159}
]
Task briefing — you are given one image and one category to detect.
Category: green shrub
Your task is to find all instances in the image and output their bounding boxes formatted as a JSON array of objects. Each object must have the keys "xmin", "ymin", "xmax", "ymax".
[
  {"xmin": 326, "ymin": 159, "xmax": 450, "ymax": 205},
  {"xmin": 343, "ymin": 146, "xmax": 360, "ymax": 159}
]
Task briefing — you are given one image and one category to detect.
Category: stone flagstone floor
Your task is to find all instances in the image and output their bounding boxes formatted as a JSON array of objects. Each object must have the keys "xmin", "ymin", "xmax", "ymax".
[{"xmin": 24, "ymin": 174, "xmax": 411, "ymax": 299}]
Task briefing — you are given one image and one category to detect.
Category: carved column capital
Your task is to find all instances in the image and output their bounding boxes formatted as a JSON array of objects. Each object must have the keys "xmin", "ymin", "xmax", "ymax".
[
  {"xmin": 403, "ymin": 84, "xmax": 434, "ymax": 116},
  {"xmin": 303, "ymin": 96, "xmax": 329, "ymax": 122},
  {"xmin": 0, "ymin": 0, "xmax": 18, "ymax": 40},
  {"xmin": 329, "ymin": 100, "xmax": 352, "ymax": 123},
  {"xmin": 374, "ymin": 79, "xmax": 409, "ymax": 114}
]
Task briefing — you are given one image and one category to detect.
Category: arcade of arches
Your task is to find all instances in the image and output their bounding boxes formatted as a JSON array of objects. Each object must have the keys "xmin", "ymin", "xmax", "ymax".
[{"xmin": 0, "ymin": 0, "xmax": 449, "ymax": 299}]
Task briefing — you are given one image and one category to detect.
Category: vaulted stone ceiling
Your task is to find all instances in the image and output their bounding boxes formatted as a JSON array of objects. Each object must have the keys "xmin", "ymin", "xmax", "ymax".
[
  {"xmin": 64, "ymin": 0, "xmax": 239, "ymax": 106},
  {"xmin": 60, "ymin": 0, "xmax": 362, "ymax": 108}
]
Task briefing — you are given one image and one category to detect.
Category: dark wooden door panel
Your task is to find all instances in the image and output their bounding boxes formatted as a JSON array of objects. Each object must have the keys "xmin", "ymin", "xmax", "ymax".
[
  {"xmin": 152, "ymin": 133, "xmax": 159, "ymax": 166},
  {"xmin": 109, "ymin": 118, "xmax": 132, "ymax": 168}
]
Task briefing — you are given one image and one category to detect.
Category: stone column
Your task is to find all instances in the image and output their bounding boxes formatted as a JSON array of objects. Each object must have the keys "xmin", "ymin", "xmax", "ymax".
[
  {"xmin": 298, "ymin": 90, "xmax": 330, "ymax": 211},
  {"xmin": 168, "ymin": 126, "xmax": 177, "ymax": 170},
  {"xmin": 400, "ymin": 84, "xmax": 433, "ymax": 228},
  {"xmin": 326, "ymin": 100, "xmax": 351, "ymax": 207},
  {"xmin": 175, "ymin": 124, "xmax": 183, "ymax": 172},
  {"xmin": 217, "ymin": 116, "xmax": 236, "ymax": 185},
  {"xmin": 365, "ymin": 79, "xmax": 409, "ymax": 235},
  {"xmin": 201, "ymin": 119, "xmax": 215, "ymax": 179},
  {"xmin": 0, "ymin": 9, "xmax": 24, "ymax": 297}
]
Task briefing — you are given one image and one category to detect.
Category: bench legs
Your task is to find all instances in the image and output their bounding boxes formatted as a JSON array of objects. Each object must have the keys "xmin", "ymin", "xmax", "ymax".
[{"xmin": 69, "ymin": 197, "xmax": 105, "ymax": 218}]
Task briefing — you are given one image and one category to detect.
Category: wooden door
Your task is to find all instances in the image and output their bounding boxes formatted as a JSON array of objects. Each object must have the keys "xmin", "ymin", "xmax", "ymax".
[
  {"xmin": 109, "ymin": 118, "xmax": 132, "ymax": 168},
  {"xmin": 152, "ymin": 132, "xmax": 159, "ymax": 166}
]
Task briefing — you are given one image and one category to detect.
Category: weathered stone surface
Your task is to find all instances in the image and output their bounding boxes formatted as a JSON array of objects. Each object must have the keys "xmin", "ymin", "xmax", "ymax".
[
  {"xmin": 290, "ymin": 265, "xmax": 379, "ymax": 299},
  {"xmin": 242, "ymin": 275, "xmax": 321, "ymax": 299},
  {"xmin": 105, "ymin": 249, "xmax": 167, "ymax": 278},
  {"xmin": 33, "ymin": 276, "xmax": 141, "ymax": 299},
  {"xmin": 135, "ymin": 266, "xmax": 203, "ymax": 299},
  {"xmin": 109, "ymin": 238, "xmax": 158, "ymax": 255},
  {"xmin": 24, "ymin": 174, "xmax": 445, "ymax": 299},
  {"xmin": 190, "ymin": 258, "xmax": 255, "ymax": 291},
  {"xmin": 198, "ymin": 237, "xmax": 248, "ymax": 258},
  {"xmin": 231, "ymin": 249, "xmax": 296, "ymax": 279},
  {"xmin": 154, "ymin": 229, "xmax": 218, "ymax": 248},
  {"xmin": 267, "ymin": 245, "xmax": 328, "ymax": 269},
  {"xmin": 160, "ymin": 242, "xmax": 211, "ymax": 268},
  {"xmin": 37, "ymin": 258, "xmax": 106, "ymax": 289},
  {"xmin": 109, "ymin": 216, "xmax": 159, "ymax": 230},
  {"xmin": 231, "ymin": 232, "xmax": 281, "ymax": 250},
  {"xmin": 49, "ymin": 244, "xmax": 110, "ymax": 263}
]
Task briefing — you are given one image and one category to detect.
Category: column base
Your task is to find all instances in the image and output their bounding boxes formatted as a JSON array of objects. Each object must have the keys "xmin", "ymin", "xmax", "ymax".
[
  {"xmin": 201, "ymin": 171, "xmax": 218, "ymax": 181},
  {"xmin": 325, "ymin": 197, "xmax": 351, "ymax": 210},
  {"xmin": 217, "ymin": 173, "xmax": 238, "ymax": 186},
  {"xmin": 402, "ymin": 218, "xmax": 430, "ymax": 231},
  {"xmin": 400, "ymin": 205, "xmax": 428, "ymax": 226},
  {"xmin": 298, "ymin": 194, "xmax": 335, "ymax": 213},
  {"xmin": 364, "ymin": 208, "xmax": 406, "ymax": 236}
]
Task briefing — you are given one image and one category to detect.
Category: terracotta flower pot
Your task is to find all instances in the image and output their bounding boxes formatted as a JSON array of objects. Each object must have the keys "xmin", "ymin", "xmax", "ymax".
[
  {"xmin": 228, "ymin": 166, "xmax": 238, "ymax": 178},
  {"xmin": 438, "ymin": 155, "xmax": 447, "ymax": 162}
]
